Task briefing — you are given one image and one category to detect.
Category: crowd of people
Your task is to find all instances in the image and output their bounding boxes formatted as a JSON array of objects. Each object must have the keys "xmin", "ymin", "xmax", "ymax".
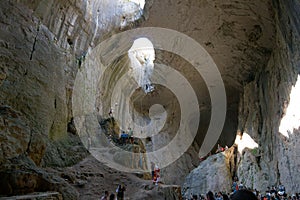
[
  {"xmin": 102, "ymin": 115, "xmax": 298, "ymax": 200},
  {"xmin": 119, "ymin": 128, "xmax": 134, "ymax": 145},
  {"xmin": 100, "ymin": 184, "xmax": 126, "ymax": 200},
  {"xmin": 187, "ymin": 184, "xmax": 300, "ymax": 200}
]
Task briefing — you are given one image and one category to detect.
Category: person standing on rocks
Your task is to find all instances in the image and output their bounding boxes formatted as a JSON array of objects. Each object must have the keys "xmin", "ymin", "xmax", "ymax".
[
  {"xmin": 153, "ymin": 164, "xmax": 160, "ymax": 185},
  {"xmin": 206, "ymin": 191, "xmax": 215, "ymax": 200},
  {"xmin": 100, "ymin": 191, "xmax": 109, "ymax": 200},
  {"xmin": 238, "ymin": 182, "xmax": 244, "ymax": 190},
  {"xmin": 109, "ymin": 193, "xmax": 115, "ymax": 200},
  {"xmin": 109, "ymin": 108, "xmax": 113, "ymax": 117},
  {"xmin": 128, "ymin": 127, "xmax": 133, "ymax": 144},
  {"xmin": 116, "ymin": 184, "xmax": 126, "ymax": 200},
  {"xmin": 151, "ymin": 162, "xmax": 155, "ymax": 180},
  {"xmin": 88, "ymin": 136, "xmax": 92, "ymax": 151}
]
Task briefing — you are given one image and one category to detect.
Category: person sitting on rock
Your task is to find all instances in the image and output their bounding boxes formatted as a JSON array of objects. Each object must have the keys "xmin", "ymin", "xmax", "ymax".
[
  {"xmin": 120, "ymin": 130, "xmax": 128, "ymax": 144},
  {"xmin": 216, "ymin": 144, "xmax": 224, "ymax": 153}
]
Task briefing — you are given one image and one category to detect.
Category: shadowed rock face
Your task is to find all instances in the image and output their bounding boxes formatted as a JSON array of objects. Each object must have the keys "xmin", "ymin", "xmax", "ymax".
[
  {"xmin": 0, "ymin": 0, "xmax": 299, "ymax": 198},
  {"xmin": 233, "ymin": 0, "xmax": 300, "ymax": 193},
  {"xmin": 139, "ymin": 0, "xmax": 275, "ymax": 147},
  {"xmin": 183, "ymin": 0, "xmax": 300, "ymax": 194},
  {"xmin": 94, "ymin": 0, "xmax": 276, "ymax": 184}
]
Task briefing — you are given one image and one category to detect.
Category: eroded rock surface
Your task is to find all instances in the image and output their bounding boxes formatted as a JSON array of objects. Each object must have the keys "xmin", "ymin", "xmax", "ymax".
[
  {"xmin": 182, "ymin": 148, "xmax": 236, "ymax": 198},
  {"xmin": 0, "ymin": 0, "xmax": 300, "ymax": 198},
  {"xmin": 0, "ymin": 0, "xmax": 144, "ymax": 198},
  {"xmin": 235, "ymin": 0, "xmax": 300, "ymax": 192},
  {"xmin": 183, "ymin": 0, "xmax": 300, "ymax": 194}
]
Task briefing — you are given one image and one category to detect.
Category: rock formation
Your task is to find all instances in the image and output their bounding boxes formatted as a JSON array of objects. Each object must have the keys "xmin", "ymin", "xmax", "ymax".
[
  {"xmin": 0, "ymin": 0, "xmax": 145, "ymax": 198},
  {"xmin": 183, "ymin": 0, "xmax": 300, "ymax": 195},
  {"xmin": 0, "ymin": 0, "xmax": 299, "ymax": 198},
  {"xmin": 234, "ymin": 0, "xmax": 300, "ymax": 193}
]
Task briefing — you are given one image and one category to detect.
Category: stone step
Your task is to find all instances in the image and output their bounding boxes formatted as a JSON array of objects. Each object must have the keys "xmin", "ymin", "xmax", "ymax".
[{"xmin": 0, "ymin": 192, "xmax": 62, "ymax": 200}]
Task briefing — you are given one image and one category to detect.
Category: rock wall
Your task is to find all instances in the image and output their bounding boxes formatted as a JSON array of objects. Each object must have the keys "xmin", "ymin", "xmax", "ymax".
[
  {"xmin": 236, "ymin": 0, "xmax": 300, "ymax": 193},
  {"xmin": 0, "ymin": 0, "xmax": 81, "ymax": 170},
  {"xmin": 0, "ymin": 0, "xmax": 145, "ymax": 197},
  {"xmin": 182, "ymin": 148, "xmax": 236, "ymax": 198},
  {"xmin": 138, "ymin": 0, "xmax": 276, "ymax": 185},
  {"xmin": 0, "ymin": 0, "xmax": 144, "ymax": 164},
  {"xmin": 182, "ymin": 0, "xmax": 300, "ymax": 194},
  {"xmin": 1, "ymin": 0, "xmax": 300, "ymax": 198}
]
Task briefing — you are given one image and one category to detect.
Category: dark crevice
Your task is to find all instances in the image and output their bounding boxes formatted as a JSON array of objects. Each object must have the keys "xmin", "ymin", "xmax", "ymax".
[
  {"xmin": 276, "ymin": 161, "xmax": 281, "ymax": 184},
  {"xmin": 233, "ymin": 145, "xmax": 238, "ymax": 179},
  {"xmin": 67, "ymin": 38, "xmax": 73, "ymax": 45},
  {"xmin": 49, "ymin": 121, "xmax": 55, "ymax": 140},
  {"xmin": 256, "ymin": 155, "xmax": 262, "ymax": 170},
  {"xmin": 29, "ymin": 24, "xmax": 40, "ymax": 61},
  {"xmin": 67, "ymin": 118, "xmax": 77, "ymax": 135},
  {"xmin": 54, "ymin": 98, "xmax": 57, "ymax": 109},
  {"xmin": 26, "ymin": 130, "xmax": 33, "ymax": 154},
  {"xmin": 56, "ymin": 146, "xmax": 65, "ymax": 162}
]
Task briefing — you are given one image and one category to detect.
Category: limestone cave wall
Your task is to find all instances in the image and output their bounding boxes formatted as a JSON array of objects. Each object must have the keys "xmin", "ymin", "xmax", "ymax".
[
  {"xmin": 1, "ymin": 0, "xmax": 300, "ymax": 198},
  {"xmin": 183, "ymin": 0, "xmax": 300, "ymax": 196},
  {"xmin": 0, "ymin": 0, "xmax": 145, "ymax": 198},
  {"xmin": 236, "ymin": 0, "xmax": 300, "ymax": 193}
]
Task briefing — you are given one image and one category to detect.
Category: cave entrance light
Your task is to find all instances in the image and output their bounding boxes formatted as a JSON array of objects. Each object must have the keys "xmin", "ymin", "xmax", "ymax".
[
  {"xmin": 128, "ymin": 37, "xmax": 155, "ymax": 93},
  {"xmin": 279, "ymin": 75, "xmax": 300, "ymax": 137},
  {"xmin": 128, "ymin": 0, "xmax": 145, "ymax": 10},
  {"xmin": 234, "ymin": 132, "xmax": 258, "ymax": 154}
]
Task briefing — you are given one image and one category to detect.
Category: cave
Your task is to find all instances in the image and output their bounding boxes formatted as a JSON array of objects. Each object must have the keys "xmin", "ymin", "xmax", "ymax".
[{"xmin": 0, "ymin": 0, "xmax": 299, "ymax": 199}]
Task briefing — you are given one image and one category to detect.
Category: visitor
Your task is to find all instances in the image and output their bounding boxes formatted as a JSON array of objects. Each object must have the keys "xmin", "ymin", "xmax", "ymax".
[
  {"xmin": 190, "ymin": 193, "xmax": 193, "ymax": 200},
  {"xmin": 192, "ymin": 194, "xmax": 198, "ymax": 200},
  {"xmin": 266, "ymin": 190, "xmax": 271, "ymax": 199},
  {"xmin": 270, "ymin": 186, "xmax": 276, "ymax": 195},
  {"xmin": 277, "ymin": 185, "xmax": 286, "ymax": 196},
  {"xmin": 153, "ymin": 164, "xmax": 160, "ymax": 185},
  {"xmin": 238, "ymin": 182, "xmax": 244, "ymax": 190},
  {"xmin": 216, "ymin": 192, "xmax": 223, "ymax": 200},
  {"xmin": 116, "ymin": 184, "xmax": 126, "ymax": 200},
  {"xmin": 223, "ymin": 194, "xmax": 230, "ymax": 200},
  {"xmin": 100, "ymin": 191, "xmax": 109, "ymax": 200},
  {"xmin": 232, "ymin": 181, "xmax": 239, "ymax": 193},
  {"xmin": 128, "ymin": 127, "xmax": 134, "ymax": 144},
  {"xmin": 120, "ymin": 130, "xmax": 128, "ymax": 144},
  {"xmin": 87, "ymin": 136, "xmax": 92, "ymax": 150},
  {"xmin": 206, "ymin": 191, "xmax": 215, "ymax": 200},
  {"xmin": 116, "ymin": 185, "xmax": 121, "ymax": 196},
  {"xmin": 230, "ymin": 189, "xmax": 257, "ymax": 200},
  {"xmin": 109, "ymin": 108, "xmax": 113, "ymax": 117},
  {"xmin": 109, "ymin": 193, "xmax": 115, "ymax": 200},
  {"xmin": 216, "ymin": 144, "xmax": 221, "ymax": 153},
  {"xmin": 151, "ymin": 162, "xmax": 155, "ymax": 180}
]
